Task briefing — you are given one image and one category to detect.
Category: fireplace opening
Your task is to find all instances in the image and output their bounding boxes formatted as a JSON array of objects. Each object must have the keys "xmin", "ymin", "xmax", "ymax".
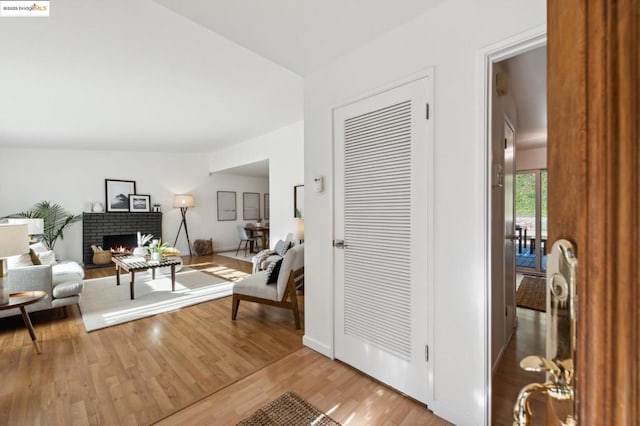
[{"xmin": 103, "ymin": 234, "xmax": 137, "ymax": 254}]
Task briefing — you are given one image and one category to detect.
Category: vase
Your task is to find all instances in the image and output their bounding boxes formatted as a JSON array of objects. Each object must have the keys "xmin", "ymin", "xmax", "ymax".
[
  {"xmin": 133, "ymin": 246, "xmax": 148, "ymax": 256},
  {"xmin": 150, "ymin": 252, "xmax": 162, "ymax": 261}
]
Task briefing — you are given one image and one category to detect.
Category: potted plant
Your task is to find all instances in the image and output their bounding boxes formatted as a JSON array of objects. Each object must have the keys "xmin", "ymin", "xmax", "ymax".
[
  {"xmin": 148, "ymin": 239, "xmax": 170, "ymax": 261},
  {"xmin": 133, "ymin": 233, "xmax": 153, "ymax": 256},
  {"xmin": 256, "ymin": 217, "xmax": 263, "ymax": 227},
  {"xmin": 4, "ymin": 201, "xmax": 81, "ymax": 250}
]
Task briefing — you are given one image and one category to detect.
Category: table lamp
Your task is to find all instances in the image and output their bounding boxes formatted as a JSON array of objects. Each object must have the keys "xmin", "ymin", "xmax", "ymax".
[
  {"xmin": 173, "ymin": 194, "xmax": 194, "ymax": 256},
  {"xmin": 0, "ymin": 224, "xmax": 29, "ymax": 305},
  {"xmin": 294, "ymin": 218, "xmax": 305, "ymax": 244},
  {"xmin": 7, "ymin": 218, "xmax": 44, "ymax": 242}
]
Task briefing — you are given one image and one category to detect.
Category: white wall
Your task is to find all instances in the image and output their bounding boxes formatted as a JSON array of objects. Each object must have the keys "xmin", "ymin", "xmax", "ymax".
[
  {"xmin": 516, "ymin": 146, "xmax": 547, "ymax": 171},
  {"xmin": 208, "ymin": 173, "xmax": 269, "ymax": 251},
  {"xmin": 0, "ymin": 148, "xmax": 215, "ymax": 261},
  {"xmin": 303, "ymin": 1, "xmax": 545, "ymax": 424},
  {"xmin": 209, "ymin": 122, "xmax": 304, "ymax": 249}
]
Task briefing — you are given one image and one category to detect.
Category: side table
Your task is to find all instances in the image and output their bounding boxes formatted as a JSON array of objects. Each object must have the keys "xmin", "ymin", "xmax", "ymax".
[{"xmin": 0, "ymin": 291, "xmax": 47, "ymax": 353}]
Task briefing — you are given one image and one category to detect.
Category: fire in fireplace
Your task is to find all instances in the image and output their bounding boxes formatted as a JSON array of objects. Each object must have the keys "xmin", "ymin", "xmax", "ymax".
[{"xmin": 103, "ymin": 234, "xmax": 137, "ymax": 254}]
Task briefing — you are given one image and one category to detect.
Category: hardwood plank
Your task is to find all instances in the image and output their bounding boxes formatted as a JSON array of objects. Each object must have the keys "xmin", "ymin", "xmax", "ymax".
[
  {"xmin": 156, "ymin": 347, "xmax": 450, "ymax": 426},
  {"xmin": 0, "ymin": 255, "xmax": 303, "ymax": 425}
]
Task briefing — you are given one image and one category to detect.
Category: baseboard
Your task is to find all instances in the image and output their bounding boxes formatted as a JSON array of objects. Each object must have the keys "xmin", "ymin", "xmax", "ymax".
[{"xmin": 303, "ymin": 335, "xmax": 334, "ymax": 359}]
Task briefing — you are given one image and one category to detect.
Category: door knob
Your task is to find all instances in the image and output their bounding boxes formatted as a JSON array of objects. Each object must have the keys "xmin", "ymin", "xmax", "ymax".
[
  {"xmin": 333, "ymin": 240, "xmax": 347, "ymax": 249},
  {"xmin": 506, "ymin": 234, "xmax": 519, "ymax": 241},
  {"xmin": 512, "ymin": 240, "xmax": 578, "ymax": 425}
]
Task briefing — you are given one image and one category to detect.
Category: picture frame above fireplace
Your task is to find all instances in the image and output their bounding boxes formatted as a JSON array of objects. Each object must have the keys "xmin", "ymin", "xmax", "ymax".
[
  {"xmin": 129, "ymin": 194, "xmax": 150, "ymax": 212},
  {"xmin": 105, "ymin": 179, "xmax": 136, "ymax": 212}
]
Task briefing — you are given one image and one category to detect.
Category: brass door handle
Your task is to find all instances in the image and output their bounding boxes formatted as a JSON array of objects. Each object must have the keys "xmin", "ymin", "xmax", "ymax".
[{"xmin": 512, "ymin": 240, "xmax": 578, "ymax": 425}]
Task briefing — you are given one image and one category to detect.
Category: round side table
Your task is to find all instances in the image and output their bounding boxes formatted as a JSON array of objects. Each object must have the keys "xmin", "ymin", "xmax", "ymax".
[{"xmin": 0, "ymin": 291, "xmax": 47, "ymax": 354}]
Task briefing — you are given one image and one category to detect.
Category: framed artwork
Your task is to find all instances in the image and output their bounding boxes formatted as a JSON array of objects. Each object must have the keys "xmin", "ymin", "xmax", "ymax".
[
  {"xmin": 294, "ymin": 185, "xmax": 304, "ymax": 218},
  {"xmin": 217, "ymin": 191, "xmax": 237, "ymax": 221},
  {"xmin": 264, "ymin": 193, "xmax": 270, "ymax": 220},
  {"xmin": 105, "ymin": 179, "xmax": 136, "ymax": 212},
  {"xmin": 243, "ymin": 192, "xmax": 260, "ymax": 220},
  {"xmin": 129, "ymin": 194, "xmax": 150, "ymax": 212}
]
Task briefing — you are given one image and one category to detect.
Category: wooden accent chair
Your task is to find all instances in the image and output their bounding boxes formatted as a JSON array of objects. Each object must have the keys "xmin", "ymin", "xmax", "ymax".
[{"xmin": 231, "ymin": 244, "xmax": 304, "ymax": 328}]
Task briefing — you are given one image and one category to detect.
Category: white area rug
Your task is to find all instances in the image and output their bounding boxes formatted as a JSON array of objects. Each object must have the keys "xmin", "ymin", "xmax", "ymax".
[{"xmin": 79, "ymin": 268, "xmax": 233, "ymax": 332}]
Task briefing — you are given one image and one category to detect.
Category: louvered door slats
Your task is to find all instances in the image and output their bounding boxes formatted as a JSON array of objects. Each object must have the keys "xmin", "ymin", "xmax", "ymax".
[{"xmin": 343, "ymin": 99, "xmax": 412, "ymax": 361}]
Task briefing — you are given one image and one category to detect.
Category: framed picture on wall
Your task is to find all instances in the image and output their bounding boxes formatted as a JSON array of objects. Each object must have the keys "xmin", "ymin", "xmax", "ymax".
[
  {"xmin": 217, "ymin": 191, "xmax": 237, "ymax": 221},
  {"xmin": 243, "ymin": 192, "xmax": 260, "ymax": 220},
  {"xmin": 129, "ymin": 194, "xmax": 150, "ymax": 212},
  {"xmin": 294, "ymin": 185, "xmax": 304, "ymax": 218},
  {"xmin": 105, "ymin": 179, "xmax": 136, "ymax": 212},
  {"xmin": 264, "ymin": 193, "xmax": 270, "ymax": 220}
]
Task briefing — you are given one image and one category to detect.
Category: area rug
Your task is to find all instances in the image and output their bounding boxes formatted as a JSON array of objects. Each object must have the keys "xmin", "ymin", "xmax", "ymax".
[
  {"xmin": 516, "ymin": 276, "xmax": 547, "ymax": 312},
  {"xmin": 237, "ymin": 392, "xmax": 341, "ymax": 426},
  {"xmin": 217, "ymin": 250, "xmax": 255, "ymax": 262},
  {"xmin": 79, "ymin": 268, "xmax": 233, "ymax": 331}
]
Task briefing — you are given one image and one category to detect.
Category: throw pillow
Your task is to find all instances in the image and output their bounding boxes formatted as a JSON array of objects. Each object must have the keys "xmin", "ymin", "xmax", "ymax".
[
  {"xmin": 29, "ymin": 249, "xmax": 41, "ymax": 265},
  {"xmin": 29, "ymin": 242, "xmax": 49, "ymax": 254},
  {"xmin": 274, "ymin": 240, "xmax": 291, "ymax": 257},
  {"xmin": 265, "ymin": 258, "xmax": 283, "ymax": 284},
  {"xmin": 37, "ymin": 250, "xmax": 57, "ymax": 266}
]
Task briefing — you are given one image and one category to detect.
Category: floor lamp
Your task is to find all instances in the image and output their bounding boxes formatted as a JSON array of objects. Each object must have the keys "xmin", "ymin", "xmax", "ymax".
[{"xmin": 173, "ymin": 194, "xmax": 194, "ymax": 256}]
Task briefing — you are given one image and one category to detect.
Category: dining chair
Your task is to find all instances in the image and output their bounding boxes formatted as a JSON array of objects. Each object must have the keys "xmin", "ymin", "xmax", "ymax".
[{"xmin": 236, "ymin": 225, "xmax": 260, "ymax": 256}]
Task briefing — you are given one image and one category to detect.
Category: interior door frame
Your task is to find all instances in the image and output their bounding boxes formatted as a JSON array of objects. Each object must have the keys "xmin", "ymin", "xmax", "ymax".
[{"xmin": 477, "ymin": 26, "xmax": 547, "ymax": 424}]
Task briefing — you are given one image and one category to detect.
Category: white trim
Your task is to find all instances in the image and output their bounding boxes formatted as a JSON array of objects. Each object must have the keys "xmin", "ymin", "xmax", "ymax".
[
  {"xmin": 477, "ymin": 24, "xmax": 546, "ymax": 425},
  {"xmin": 303, "ymin": 335, "xmax": 334, "ymax": 358}
]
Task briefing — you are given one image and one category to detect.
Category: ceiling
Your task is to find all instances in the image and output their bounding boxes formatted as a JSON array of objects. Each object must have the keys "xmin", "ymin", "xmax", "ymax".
[
  {"xmin": 212, "ymin": 159, "xmax": 269, "ymax": 178},
  {"xmin": 501, "ymin": 46, "xmax": 547, "ymax": 150},
  {"xmin": 153, "ymin": 0, "xmax": 445, "ymax": 76},
  {"xmin": 0, "ymin": 0, "xmax": 443, "ymax": 153}
]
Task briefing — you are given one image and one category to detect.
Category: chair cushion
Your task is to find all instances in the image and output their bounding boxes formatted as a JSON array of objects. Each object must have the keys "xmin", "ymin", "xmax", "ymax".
[
  {"xmin": 52, "ymin": 280, "xmax": 84, "ymax": 298},
  {"xmin": 7, "ymin": 253, "xmax": 34, "ymax": 269},
  {"xmin": 265, "ymin": 258, "xmax": 283, "ymax": 284},
  {"xmin": 233, "ymin": 271, "xmax": 277, "ymax": 300}
]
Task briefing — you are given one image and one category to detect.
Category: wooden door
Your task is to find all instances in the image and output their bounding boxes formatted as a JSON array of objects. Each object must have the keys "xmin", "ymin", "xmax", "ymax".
[
  {"xmin": 503, "ymin": 118, "xmax": 517, "ymax": 338},
  {"xmin": 548, "ymin": 0, "xmax": 639, "ymax": 423}
]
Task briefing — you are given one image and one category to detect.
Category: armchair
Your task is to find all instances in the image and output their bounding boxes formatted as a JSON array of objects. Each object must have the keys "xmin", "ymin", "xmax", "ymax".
[{"xmin": 232, "ymin": 244, "xmax": 304, "ymax": 328}]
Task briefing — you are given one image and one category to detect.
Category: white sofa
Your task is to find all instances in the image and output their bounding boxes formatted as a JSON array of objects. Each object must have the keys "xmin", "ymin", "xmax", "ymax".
[{"xmin": 1, "ymin": 257, "xmax": 85, "ymax": 318}]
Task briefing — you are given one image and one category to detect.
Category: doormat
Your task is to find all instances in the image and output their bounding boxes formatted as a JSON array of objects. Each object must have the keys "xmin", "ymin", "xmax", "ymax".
[
  {"xmin": 237, "ymin": 392, "xmax": 341, "ymax": 426},
  {"xmin": 516, "ymin": 276, "xmax": 547, "ymax": 312}
]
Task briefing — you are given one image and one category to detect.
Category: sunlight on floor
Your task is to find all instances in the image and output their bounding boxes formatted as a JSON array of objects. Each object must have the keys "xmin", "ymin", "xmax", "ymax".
[{"xmin": 201, "ymin": 265, "xmax": 250, "ymax": 282}]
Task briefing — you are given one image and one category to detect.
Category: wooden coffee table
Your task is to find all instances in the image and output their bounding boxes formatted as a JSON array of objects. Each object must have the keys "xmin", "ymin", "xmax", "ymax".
[
  {"xmin": 112, "ymin": 255, "xmax": 182, "ymax": 300},
  {"xmin": 0, "ymin": 291, "xmax": 47, "ymax": 353}
]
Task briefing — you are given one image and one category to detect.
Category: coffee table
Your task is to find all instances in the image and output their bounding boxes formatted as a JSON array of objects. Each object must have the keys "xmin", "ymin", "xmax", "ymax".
[
  {"xmin": 112, "ymin": 255, "xmax": 182, "ymax": 300},
  {"xmin": 0, "ymin": 291, "xmax": 47, "ymax": 353}
]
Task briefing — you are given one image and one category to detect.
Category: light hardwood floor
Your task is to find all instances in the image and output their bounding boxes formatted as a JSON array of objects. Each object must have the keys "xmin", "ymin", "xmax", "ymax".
[{"xmin": 0, "ymin": 254, "xmax": 544, "ymax": 425}]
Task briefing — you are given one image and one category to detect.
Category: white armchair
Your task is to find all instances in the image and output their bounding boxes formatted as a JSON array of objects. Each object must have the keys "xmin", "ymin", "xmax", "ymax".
[{"xmin": 232, "ymin": 244, "xmax": 304, "ymax": 328}]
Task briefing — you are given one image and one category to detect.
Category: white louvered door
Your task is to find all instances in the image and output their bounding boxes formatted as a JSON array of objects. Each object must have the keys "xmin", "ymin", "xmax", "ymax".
[{"xmin": 333, "ymin": 74, "xmax": 433, "ymax": 404}]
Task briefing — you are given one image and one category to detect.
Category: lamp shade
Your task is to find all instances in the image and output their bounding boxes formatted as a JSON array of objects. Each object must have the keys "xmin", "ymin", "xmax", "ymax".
[
  {"xmin": 294, "ymin": 218, "xmax": 305, "ymax": 241},
  {"xmin": 7, "ymin": 218, "xmax": 44, "ymax": 235},
  {"xmin": 173, "ymin": 194, "xmax": 194, "ymax": 208},
  {"xmin": 0, "ymin": 224, "xmax": 29, "ymax": 258}
]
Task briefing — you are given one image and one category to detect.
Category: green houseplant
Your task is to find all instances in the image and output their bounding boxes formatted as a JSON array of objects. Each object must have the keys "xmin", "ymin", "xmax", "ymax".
[
  {"xmin": 6, "ymin": 201, "xmax": 81, "ymax": 250},
  {"xmin": 148, "ymin": 239, "xmax": 170, "ymax": 261}
]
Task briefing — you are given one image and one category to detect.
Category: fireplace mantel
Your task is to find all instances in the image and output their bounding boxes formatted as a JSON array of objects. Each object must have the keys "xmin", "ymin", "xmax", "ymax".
[{"xmin": 82, "ymin": 212, "xmax": 162, "ymax": 268}]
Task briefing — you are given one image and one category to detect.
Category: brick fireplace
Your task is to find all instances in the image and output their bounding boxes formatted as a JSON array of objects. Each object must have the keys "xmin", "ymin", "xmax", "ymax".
[{"xmin": 82, "ymin": 212, "xmax": 162, "ymax": 268}]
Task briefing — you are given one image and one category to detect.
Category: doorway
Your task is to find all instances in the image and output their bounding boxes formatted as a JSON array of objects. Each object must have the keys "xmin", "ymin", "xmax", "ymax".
[{"xmin": 487, "ymin": 39, "xmax": 548, "ymax": 424}]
